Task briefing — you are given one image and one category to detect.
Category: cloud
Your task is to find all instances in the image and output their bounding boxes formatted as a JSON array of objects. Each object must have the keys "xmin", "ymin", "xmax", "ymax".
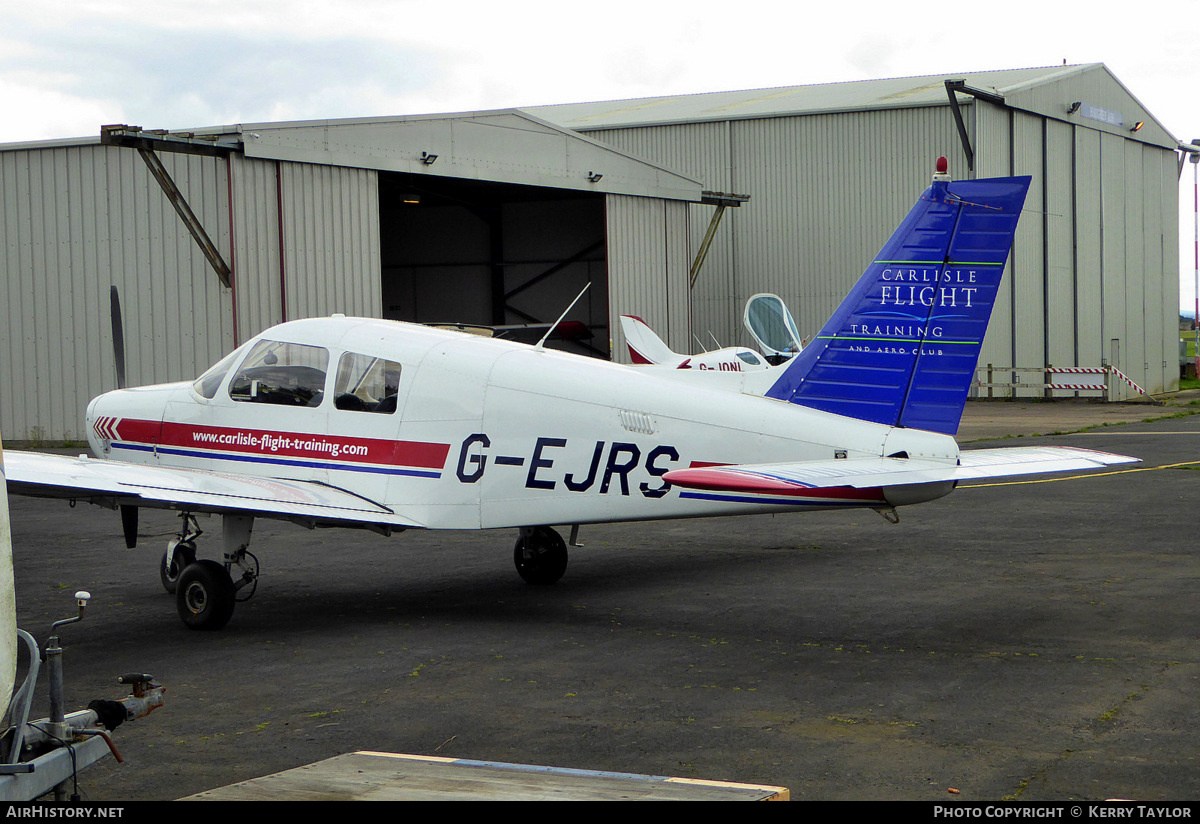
[
  {"xmin": 0, "ymin": 14, "xmax": 443, "ymax": 139},
  {"xmin": 0, "ymin": 79, "xmax": 122, "ymax": 141}
]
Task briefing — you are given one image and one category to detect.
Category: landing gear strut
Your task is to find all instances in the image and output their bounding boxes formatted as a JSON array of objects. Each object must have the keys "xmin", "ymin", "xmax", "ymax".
[
  {"xmin": 513, "ymin": 525, "xmax": 568, "ymax": 585},
  {"xmin": 164, "ymin": 513, "xmax": 259, "ymax": 630}
]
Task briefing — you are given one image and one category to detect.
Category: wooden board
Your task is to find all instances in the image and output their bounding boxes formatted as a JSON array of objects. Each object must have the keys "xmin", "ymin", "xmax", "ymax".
[{"xmin": 182, "ymin": 751, "xmax": 790, "ymax": 801}]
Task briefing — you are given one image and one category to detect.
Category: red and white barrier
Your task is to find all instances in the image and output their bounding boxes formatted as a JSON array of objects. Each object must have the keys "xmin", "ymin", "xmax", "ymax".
[{"xmin": 1047, "ymin": 366, "xmax": 1107, "ymax": 392}]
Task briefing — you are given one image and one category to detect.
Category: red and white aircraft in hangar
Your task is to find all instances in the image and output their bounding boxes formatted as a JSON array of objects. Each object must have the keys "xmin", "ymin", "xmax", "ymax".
[
  {"xmin": 2, "ymin": 160, "xmax": 1136, "ymax": 630},
  {"xmin": 620, "ymin": 292, "xmax": 806, "ymax": 371}
]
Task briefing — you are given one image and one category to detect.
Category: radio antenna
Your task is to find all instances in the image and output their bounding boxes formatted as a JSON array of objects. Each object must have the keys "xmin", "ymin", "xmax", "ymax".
[{"xmin": 535, "ymin": 283, "xmax": 591, "ymax": 351}]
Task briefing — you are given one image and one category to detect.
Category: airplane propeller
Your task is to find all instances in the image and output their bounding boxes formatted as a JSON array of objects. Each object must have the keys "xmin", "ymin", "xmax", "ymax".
[
  {"xmin": 109, "ymin": 285, "xmax": 138, "ymax": 547},
  {"xmin": 110, "ymin": 285, "xmax": 127, "ymax": 391}
]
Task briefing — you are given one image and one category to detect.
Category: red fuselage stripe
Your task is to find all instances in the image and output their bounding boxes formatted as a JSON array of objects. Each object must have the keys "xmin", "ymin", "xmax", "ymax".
[
  {"xmin": 109, "ymin": 418, "xmax": 450, "ymax": 469},
  {"xmin": 666, "ymin": 466, "xmax": 885, "ymax": 501}
]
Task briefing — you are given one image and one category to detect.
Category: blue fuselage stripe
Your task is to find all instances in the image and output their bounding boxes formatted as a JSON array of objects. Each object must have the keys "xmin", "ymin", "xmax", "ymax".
[{"xmin": 677, "ymin": 491, "xmax": 872, "ymax": 507}]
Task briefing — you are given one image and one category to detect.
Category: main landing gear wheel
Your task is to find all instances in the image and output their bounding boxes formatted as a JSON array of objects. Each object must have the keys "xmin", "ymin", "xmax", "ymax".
[
  {"xmin": 513, "ymin": 526, "xmax": 568, "ymax": 585},
  {"xmin": 159, "ymin": 542, "xmax": 197, "ymax": 594},
  {"xmin": 176, "ymin": 560, "xmax": 237, "ymax": 631}
]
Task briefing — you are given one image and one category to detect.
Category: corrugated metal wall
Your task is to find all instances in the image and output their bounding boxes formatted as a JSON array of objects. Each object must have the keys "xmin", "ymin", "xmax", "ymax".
[
  {"xmin": 0, "ymin": 135, "xmax": 677, "ymax": 437},
  {"xmin": 593, "ymin": 123, "xmax": 731, "ymax": 356},
  {"xmin": 587, "ymin": 95, "xmax": 1178, "ymax": 400},
  {"xmin": 228, "ymin": 154, "xmax": 283, "ymax": 335},
  {"xmin": 277, "ymin": 163, "xmax": 380, "ymax": 323},
  {"xmin": 0, "ymin": 144, "xmax": 233, "ymax": 441},
  {"xmin": 0, "ymin": 145, "xmax": 382, "ymax": 440},
  {"xmin": 231, "ymin": 158, "xmax": 380, "ymax": 337},
  {"xmin": 605, "ymin": 195, "xmax": 691, "ymax": 356},
  {"xmin": 592, "ymin": 107, "xmax": 969, "ymax": 352},
  {"xmin": 2, "ymin": 82, "xmax": 1177, "ymax": 443},
  {"xmin": 974, "ymin": 103, "xmax": 1178, "ymax": 398}
]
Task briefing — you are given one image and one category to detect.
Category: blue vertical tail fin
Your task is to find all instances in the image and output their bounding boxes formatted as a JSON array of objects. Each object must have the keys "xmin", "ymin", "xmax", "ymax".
[{"xmin": 765, "ymin": 162, "xmax": 1031, "ymax": 435}]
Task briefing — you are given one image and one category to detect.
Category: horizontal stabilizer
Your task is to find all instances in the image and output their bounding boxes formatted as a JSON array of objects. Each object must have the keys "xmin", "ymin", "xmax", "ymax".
[
  {"xmin": 951, "ymin": 445, "xmax": 1138, "ymax": 480},
  {"xmin": 663, "ymin": 446, "xmax": 1137, "ymax": 495},
  {"xmin": 4, "ymin": 451, "xmax": 422, "ymax": 529}
]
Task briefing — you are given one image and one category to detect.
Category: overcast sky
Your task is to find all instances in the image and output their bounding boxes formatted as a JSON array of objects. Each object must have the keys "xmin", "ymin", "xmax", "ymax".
[{"xmin": 3, "ymin": 0, "xmax": 1198, "ymax": 305}]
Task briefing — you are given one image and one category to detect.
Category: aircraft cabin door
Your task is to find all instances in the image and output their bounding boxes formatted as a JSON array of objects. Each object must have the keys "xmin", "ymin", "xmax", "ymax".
[
  {"xmin": 325, "ymin": 350, "xmax": 412, "ymax": 503},
  {"xmin": 385, "ymin": 340, "xmax": 493, "ymax": 530}
]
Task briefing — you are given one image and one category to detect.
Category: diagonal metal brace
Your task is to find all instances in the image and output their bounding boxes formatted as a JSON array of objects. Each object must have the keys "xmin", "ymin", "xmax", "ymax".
[
  {"xmin": 691, "ymin": 191, "xmax": 748, "ymax": 288},
  {"xmin": 135, "ymin": 146, "xmax": 233, "ymax": 288},
  {"xmin": 944, "ymin": 80, "xmax": 1007, "ymax": 174}
]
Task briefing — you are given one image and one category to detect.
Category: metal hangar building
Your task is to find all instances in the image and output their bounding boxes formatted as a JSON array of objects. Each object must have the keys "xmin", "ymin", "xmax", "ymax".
[
  {"xmin": 0, "ymin": 63, "xmax": 1184, "ymax": 441},
  {"xmin": 0, "ymin": 111, "xmax": 702, "ymax": 440},
  {"xmin": 529, "ymin": 63, "xmax": 1184, "ymax": 403}
]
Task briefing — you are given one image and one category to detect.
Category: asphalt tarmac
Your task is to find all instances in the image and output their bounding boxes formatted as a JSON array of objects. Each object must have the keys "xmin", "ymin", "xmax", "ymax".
[{"xmin": 6, "ymin": 398, "xmax": 1200, "ymax": 801}]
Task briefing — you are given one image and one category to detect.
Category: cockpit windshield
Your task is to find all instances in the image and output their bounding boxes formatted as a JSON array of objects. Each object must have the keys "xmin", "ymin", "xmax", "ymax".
[
  {"xmin": 192, "ymin": 344, "xmax": 250, "ymax": 400},
  {"xmin": 743, "ymin": 293, "xmax": 804, "ymax": 362}
]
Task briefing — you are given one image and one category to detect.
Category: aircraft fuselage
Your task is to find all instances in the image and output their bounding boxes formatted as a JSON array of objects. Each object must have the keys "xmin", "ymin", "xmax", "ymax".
[{"xmin": 85, "ymin": 317, "xmax": 959, "ymax": 531}]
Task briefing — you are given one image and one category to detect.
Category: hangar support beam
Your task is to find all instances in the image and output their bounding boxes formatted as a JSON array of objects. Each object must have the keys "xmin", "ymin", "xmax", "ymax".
[
  {"xmin": 943, "ymin": 80, "xmax": 1006, "ymax": 173},
  {"xmin": 691, "ymin": 191, "xmax": 750, "ymax": 288},
  {"xmin": 100, "ymin": 125, "xmax": 238, "ymax": 289}
]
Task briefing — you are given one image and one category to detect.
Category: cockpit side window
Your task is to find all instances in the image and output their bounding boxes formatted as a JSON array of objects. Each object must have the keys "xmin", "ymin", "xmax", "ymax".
[
  {"xmin": 229, "ymin": 340, "xmax": 329, "ymax": 407},
  {"xmin": 333, "ymin": 352, "xmax": 401, "ymax": 414}
]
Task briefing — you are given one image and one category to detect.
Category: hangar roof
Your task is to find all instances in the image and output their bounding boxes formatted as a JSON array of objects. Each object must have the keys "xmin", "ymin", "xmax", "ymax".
[
  {"xmin": 1, "ymin": 110, "xmax": 704, "ymax": 202},
  {"xmin": 209, "ymin": 109, "xmax": 703, "ymax": 200},
  {"xmin": 526, "ymin": 63, "xmax": 1178, "ymax": 150},
  {"xmin": 3, "ymin": 65, "xmax": 1178, "ymax": 172},
  {"xmin": 210, "ymin": 110, "xmax": 709, "ymax": 202}
]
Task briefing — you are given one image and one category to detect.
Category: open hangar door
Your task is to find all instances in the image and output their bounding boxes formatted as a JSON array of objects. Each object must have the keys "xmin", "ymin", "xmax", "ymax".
[{"xmin": 379, "ymin": 172, "xmax": 609, "ymax": 358}]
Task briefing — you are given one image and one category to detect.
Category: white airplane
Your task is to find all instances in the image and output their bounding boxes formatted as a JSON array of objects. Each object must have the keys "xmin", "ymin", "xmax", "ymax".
[
  {"xmin": 620, "ymin": 314, "xmax": 773, "ymax": 372},
  {"xmin": 3, "ymin": 160, "xmax": 1136, "ymax": 630},
  {"xmin": 620, "ymin": 292, "xmax": 805, "ymax": 372}
]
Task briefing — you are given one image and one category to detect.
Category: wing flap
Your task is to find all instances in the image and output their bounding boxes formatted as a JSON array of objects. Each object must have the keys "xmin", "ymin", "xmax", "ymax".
[
  {"xmin": 663, "ymin": 446, "xmax": 1137, "ymax": 494},
  {"xmin": 3, "ymin": 451, "xmax": 423, "ymax": 529}
]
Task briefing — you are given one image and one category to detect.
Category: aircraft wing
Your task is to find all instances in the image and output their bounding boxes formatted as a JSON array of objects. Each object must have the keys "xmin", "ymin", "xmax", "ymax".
[
  {"xmin": 662, "ymin": 446, "xmax": 1138, "ymax": 494},
  {"xmin": 2, "ymin": 451, "xmax": 422, "ymax": 529}
]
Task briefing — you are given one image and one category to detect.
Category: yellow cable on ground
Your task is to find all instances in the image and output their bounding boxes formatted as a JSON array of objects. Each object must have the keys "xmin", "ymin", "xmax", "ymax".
[{"xmin": 962, "ymin": 460, "xmax": 1200, "ymax": 488}]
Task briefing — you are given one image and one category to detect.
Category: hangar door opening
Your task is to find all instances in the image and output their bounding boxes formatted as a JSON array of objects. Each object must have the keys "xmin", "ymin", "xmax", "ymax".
[{"xmin": 379, "ymin": 173, "xmax": 609, "ymax": 358}]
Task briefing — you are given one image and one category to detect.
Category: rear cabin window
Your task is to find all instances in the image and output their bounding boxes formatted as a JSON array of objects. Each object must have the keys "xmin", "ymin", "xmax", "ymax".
[
  {"xmin": 228, "ymin": 340, "xmax": 329, "ymax": 407},
  {"xmin": 333, "ymin": 352, "xmax": 401, "ymax": 414}
]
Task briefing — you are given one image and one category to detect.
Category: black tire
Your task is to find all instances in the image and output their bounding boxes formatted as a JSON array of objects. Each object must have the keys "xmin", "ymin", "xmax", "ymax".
[
  {"xmin": 159, "ymin": 542, "xmax": 197, "ymax": 594},
  {"xmin": 513, "ymin": 526, "xmax": 568, "ymax": 585},
  {"xmin": 176, "ymin": 560, "xmax": 236, "ymax": 630}
]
